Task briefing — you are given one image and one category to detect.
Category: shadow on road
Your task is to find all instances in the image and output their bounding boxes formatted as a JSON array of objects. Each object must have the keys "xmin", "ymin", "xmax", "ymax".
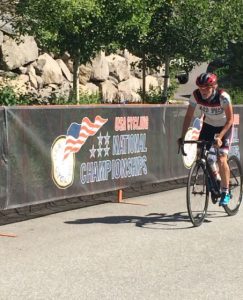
[
  {"xmin": 64, "ymin": 209, "xmax": 229, "ymax": 230},
  {"xmin": 65, "ymin": 212, "xmax": 197, "ymax": 230}
]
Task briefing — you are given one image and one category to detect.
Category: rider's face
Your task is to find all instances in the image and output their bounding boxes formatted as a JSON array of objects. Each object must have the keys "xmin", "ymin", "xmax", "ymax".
[{"xmin": 199, "ymin": 86, "xmax": 214, "ymax": 99}]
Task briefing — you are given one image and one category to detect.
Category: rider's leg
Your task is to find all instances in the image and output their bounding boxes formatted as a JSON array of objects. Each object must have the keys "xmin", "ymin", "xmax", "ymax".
[
  {"xmin": 217, "ymin": 126, "xmax": 232, "ymax": 206},
  {"xmin": 218, "ymin": 153, "xmax": 231, "ymax": 206},
  {"xmin": 218, "ymin": 153, "xmax": 229, "ymax": 190}
]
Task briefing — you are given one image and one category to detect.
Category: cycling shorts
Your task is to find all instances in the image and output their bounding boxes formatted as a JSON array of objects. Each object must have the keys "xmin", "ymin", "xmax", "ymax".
[{"xmin": 199, "ymin": 122, "xmax": 232, "ymax": 155}]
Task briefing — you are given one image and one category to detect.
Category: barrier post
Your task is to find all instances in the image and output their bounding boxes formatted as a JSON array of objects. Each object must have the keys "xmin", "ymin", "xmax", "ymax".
[{"xmin": 118, "ymin": 189, "xmax": 123, "ymax": 203}]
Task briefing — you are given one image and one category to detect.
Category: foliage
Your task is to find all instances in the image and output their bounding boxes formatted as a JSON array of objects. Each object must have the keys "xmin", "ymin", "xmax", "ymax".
[
  {"xmin": 138, "ymin": 76, "xmax": 179, "ymax": 104},
  {"xmin": 14, "ymin": 0, "xmax": 149, "ymax": 103},
  {"xmin": 0, "ymin": 86, "xmax": 18, "ymax": 105},
  {"xmin": 148, "ymin": 0, "xmax": 242, "ymax": 69},
  {"xmin": 139, "ymin": 88, "xmax": 163, "ymax": 104},
  {"xmin": 48, "ymin": 91, "xmax": 101, "ymax": 105},
  {"xmin": 209, "ymin": 41, "xmax": 243, "ymax": 105},
  {"xmin": 0, "ymin": 82, "xmax": 101, "ymax": 106},
  {"xmin": 227, "ymin": 88, "xmax": 243, "ymax": 105},
  {"xmin": 5, "ymin": 0, "xmax": 243, "ymax": 105},
  {"xmin": 78, "ymin": 92, "xmax": 101, "ymax": 105}
]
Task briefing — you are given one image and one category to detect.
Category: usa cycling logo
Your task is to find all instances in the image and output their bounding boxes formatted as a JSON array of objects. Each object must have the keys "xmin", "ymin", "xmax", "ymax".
[{"xmin": 51, "ymin": 115, "xmax": 108, "ymax": 189}]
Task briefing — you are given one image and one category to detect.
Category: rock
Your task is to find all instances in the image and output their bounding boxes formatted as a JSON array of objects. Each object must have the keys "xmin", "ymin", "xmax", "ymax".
[
  {"xmin": 0, "ymin": 20, "xmax": 15, "ymax": 35},
  {"xmin": 56, "ymin": 59, "xmax": 72, "ymax": 82},
  {"xmin": 0, "ymin": 29, "xmax": 166, "ymax": 104},
  {"xmin": 90, "ymin": 51, "xmax": 109, "ymax": 82},
  {"xmin": 0, "ymin": 31, "xmax": 3, "ymax": 46},
  {"xmin": 108, "ymin": 75, "xmax": 119, "ymax": 87},
  {"xmin": 100, "ymin": 80, "xmax": 118, "ymax": 103},
  {"xmin": 79, "ymin": 82, "xmax": 99, "ymax": 96},
  {"xmin": 1, "ymin": 36, "xmax": 39, "ymax": 70},
  {"xmin": 79, "ymin": 64, "xmax": 92, "ymax": 85},
  {"xmin": 36, "ymin": 53, "xmax": 63, "ymax": 85},
  {"xmin": 145, "ymin": 75, "xmax": 160, "ymax": 91},
  {"xmin": 85, "ymin": 82, "xmax": 99, "ymax": 95},
  {"xmin": 106, "ymin": 54, "xmax": 130, "ymax": 82},
  {"xmin": 18, "ymin": 66, "xmax": 28, "ymax": 74},
  {"xmin": 27, "ymin": 65, "xmax": 38, "ymax": 89}
]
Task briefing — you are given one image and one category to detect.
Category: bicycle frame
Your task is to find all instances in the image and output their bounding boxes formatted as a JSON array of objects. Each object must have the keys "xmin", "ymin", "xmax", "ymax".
[{"xmin": 181, "ymin": 140, "xmax": 221, "ymax": 198}]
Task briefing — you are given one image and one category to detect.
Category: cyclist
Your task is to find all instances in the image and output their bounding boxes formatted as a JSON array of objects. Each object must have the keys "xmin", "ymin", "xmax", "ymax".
[{"xmin": 178, "ymin": 72, "xmax": 234, "ymax": 206}]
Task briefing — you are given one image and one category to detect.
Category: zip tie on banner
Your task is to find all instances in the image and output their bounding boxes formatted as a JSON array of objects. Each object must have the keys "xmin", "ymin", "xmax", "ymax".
[{"xmin": 0, "ymin": 232, "xmax": 17, "ymax": 238}]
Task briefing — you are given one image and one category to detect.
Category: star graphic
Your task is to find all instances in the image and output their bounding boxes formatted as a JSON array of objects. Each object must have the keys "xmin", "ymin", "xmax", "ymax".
[
  {"xmin": 97, "ymin": 146, "xmax": 103, "ymax": 157},
  {"xmin": 97, "ymin": 132, "xmax": 104, "ymax": 146},
  {"xmin": 104, "ymin": 146, "xmax": 110, "ymax": 156},
  {"xmin": 89, "ymin": 144, "xmax": 96, "ymax": 158},
  {"xmin": 104, "ymin": 132, "xmax": 111, "ymax": 146}
]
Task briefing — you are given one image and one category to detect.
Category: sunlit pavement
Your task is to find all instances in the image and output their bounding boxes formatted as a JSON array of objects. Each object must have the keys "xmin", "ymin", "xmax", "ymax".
[{"xmin": 1, "ymin": 186, "xmax": 243, "ymax": 300}]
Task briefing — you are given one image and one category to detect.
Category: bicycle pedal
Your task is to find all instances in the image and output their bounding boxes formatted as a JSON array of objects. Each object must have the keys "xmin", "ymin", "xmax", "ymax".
[{"xmin": 211, "ymin": 194, "xmax": 220, "ymax": 204}]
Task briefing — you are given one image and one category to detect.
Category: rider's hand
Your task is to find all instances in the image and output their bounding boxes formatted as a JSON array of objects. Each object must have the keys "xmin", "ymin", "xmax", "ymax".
[
  {"xmin": 214, "ymin": 137, "xmax": 223, "ymax": 148},
  {"xmin": 177, "ymin": 137, "xmax": 184, "ymax": 146}
]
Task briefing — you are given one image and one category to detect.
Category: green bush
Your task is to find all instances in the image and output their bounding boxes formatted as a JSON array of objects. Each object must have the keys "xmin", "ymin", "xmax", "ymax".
[
  {"xmin": 0, "ymin": 86, "xmax": 34, "ymax": 105},
  {"xmin": 0, "ymin": 84, "xmax": 103, "ymax": 106},
  {"xmin": 78, "ymin": 91, "xmax": 101, "ymax": 104},
  {"xmin": 0, "ymin": 86, "xmax": 19, "ymax": 105},
  {"xmin": 49, "ymin": 90, "xmax": 102, "ymax": 105},
  {"xmin": 141, "ymin": 88, "xmax": 163, "ymax": 104},
  {"xmin": 224, "ymin": 88, "xmax": 243, "ymax": 105}
]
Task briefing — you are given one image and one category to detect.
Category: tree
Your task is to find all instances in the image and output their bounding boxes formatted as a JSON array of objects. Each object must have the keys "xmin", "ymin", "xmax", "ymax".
[
  {"xmin": 15, "ymin": 0, "xmax": 109, "ymax": 102},
  {"xmin": 15, "ymin": 0, "xmax": 152, "ymax": 103},
  {"xmin": 108, "ymin": 0, "xmax": 168, "ymax": 102},
  {"xmin": 12, "ymin": 0, "xmax": 243, "ymax": 104},
  {"xmin": 147, "ymin": 0, "xmax": 243, "ymax": 101}
]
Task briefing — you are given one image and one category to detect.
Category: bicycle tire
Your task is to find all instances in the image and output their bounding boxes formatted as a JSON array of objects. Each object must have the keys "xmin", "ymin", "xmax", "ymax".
[
  {"xmin": 187, "ymin": 161, "xmax": 209, "ymax": 226},
  {"xmin": 224, "ymin": 155, "xmax": 243, "ymax": 216}
]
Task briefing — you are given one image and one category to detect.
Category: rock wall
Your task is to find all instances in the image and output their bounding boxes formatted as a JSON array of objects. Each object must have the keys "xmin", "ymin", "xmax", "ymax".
[{"xmin": 0, "ymin": 26, "xmax": 165, "ymax": 104}]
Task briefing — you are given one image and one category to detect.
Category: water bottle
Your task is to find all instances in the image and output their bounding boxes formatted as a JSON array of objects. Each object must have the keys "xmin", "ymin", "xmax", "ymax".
[
  {"xmin": 208, "ymin": 147, "xmax": 220, "ymax": 178},
  {"xmin": 207, "ymin": 146, "xmax": 221, "ymax": 192}
]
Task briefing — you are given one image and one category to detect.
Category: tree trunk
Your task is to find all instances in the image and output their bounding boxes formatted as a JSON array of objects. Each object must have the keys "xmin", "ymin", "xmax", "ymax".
[
  {"xmin": 142, "ymin": 52, "xmax": 146, "ymax": 104},
  {"xmin": 73, "ymin": 51, "xmax": 81, "ymax": 104},
  {"xmin": 162, "ymin": 55, "xmax": 170, "ymax": 103}
]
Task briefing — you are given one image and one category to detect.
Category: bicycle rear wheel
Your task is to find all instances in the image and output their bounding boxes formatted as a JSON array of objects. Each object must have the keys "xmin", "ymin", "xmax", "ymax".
[
  {"xmin": 224, "ymin": 155, "xmax": 243, "ymax": 216},
  {"xmin": 187, "ymin": 161, "xmax": 209, "ymax": 226}
]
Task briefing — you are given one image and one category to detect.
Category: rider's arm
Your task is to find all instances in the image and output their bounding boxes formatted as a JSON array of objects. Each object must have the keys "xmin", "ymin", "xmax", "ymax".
[
  {"xmin": 217, "ymin": 103, "xmax": 234, "ymax": 140},
  {"xmin": 214, "ymin": 91, "xmax": 233, "ymax": 147},
  {"xmin": 180, "ymin": 104, "xmax": 196, "ymax": 139}
]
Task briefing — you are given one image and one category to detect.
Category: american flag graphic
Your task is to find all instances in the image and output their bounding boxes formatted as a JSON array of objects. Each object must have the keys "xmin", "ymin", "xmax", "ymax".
[{"xmin": 63, "ymin": 115, "xmax": 108, "ymax": 160}]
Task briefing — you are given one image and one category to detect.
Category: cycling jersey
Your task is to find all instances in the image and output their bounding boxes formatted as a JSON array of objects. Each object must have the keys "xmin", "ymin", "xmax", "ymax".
[{"xmin": 189, "ymin": 89, "xmax": 231, "ymax": 127}]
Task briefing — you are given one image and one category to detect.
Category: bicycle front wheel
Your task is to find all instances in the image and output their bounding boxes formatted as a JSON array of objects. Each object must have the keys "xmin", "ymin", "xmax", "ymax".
[
  {"xmin": 224, "ymin": 155, "xmax": 243, "ymax": 216},
  {"xmin": 187, "ymin": 161, "xmax": 209, "ymax": 227}
]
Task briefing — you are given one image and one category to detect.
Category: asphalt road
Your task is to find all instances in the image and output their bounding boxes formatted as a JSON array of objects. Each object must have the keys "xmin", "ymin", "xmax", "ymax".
[{"xmin": 1, "ymin": 187, "xmax": 243, "ymax": 300}]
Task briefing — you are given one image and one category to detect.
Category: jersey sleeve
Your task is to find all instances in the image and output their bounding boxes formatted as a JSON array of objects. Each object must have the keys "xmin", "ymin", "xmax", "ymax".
[{"xmin": 220, "ymin": 91, "xmax": 231, "ymax": 108}]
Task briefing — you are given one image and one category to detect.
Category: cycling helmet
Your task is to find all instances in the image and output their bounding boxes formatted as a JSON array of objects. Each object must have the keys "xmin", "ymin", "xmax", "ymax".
[{"xmin": 196, "ymin": 72, "xmax": 218, "ymax": 87}]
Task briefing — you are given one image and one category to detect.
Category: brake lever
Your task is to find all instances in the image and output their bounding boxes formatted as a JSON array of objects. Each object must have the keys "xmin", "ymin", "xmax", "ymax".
[
  {"xmin": 178, "ymin": 143, "xmax": 187, "ymax": 156},
  {"xmin": 181, "ymin": 143, "xmax": 187, "ymax": 156}
]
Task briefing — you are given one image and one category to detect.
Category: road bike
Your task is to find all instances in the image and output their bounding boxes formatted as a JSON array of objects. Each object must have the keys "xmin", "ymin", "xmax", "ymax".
[{"xmin": 179, "ymin": 140, "xmax": 243, "ymax": 227}]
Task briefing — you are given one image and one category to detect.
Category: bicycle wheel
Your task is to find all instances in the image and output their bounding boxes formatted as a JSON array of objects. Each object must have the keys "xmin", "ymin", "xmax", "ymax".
[
  {"xmin": 187, "ymin": 161, "xmax": 209, "ymax": 226},
  {"xmin": 224, "ymin": 155, "xmax": 243, "ymax": 216}
]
